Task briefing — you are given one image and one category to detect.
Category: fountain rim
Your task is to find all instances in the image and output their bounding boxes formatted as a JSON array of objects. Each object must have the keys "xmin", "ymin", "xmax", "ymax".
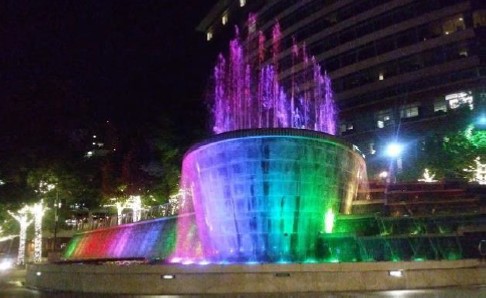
[{"xmin": 184, "ymin": 128, "xmax": 363, "ymax": 159}]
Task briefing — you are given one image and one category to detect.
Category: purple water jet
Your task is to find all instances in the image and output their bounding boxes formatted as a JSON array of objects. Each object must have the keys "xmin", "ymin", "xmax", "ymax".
[{"xmin": 211, "ymin": 21, "xmax": 336, "ymax": 135}]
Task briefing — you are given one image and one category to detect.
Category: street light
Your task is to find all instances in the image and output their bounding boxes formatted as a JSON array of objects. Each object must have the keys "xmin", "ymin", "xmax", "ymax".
[
  {"xmin": 384, "ymin": 141, "xmax": 405, "ymax": 184},
  {"xmin": 385, "ymin": 142, "xmax": 404, "ymax": 158}
]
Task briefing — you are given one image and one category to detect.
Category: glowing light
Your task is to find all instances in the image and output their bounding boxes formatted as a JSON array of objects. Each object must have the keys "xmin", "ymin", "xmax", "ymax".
[
  {"xmin": 325, "ymin": 209, "xmax": 335, "ymax": 234},
  {"xmin": 445, "ymin": 91, "xmax": 473, "ymax": 110},
  {"xmin": 385, "ymin": 143, "xmax": 404, "ymax": 157},
  {"xmin": 418, "ymin": 168, "xmax": 438, "ymax": 183},
  {"xmin": 110, "ymin": 195, "xmax": 144, "ymax": 224},
  {"xmin": 206, "ymin": 30, "xmax": 213, "ymax": 41},
  {"xmin": 389, "ymin": 270, "xmax": 403, "ymax": 277},
  {"xmin": 8, "ymin": 206, "xmax": 32, "ymax": 265},
  {"xmin": 128, "ymin": 195, "xmax": 142, "ymax": 222},
  {"xmin": 478, "ymin": 115, "xmax": 486, "ymax": 125},
  {"xmin": 379, "ymin": 171, "xmax": 388, "ymax": 179},
  {"xmin": 30, "ymin": 200, "xmax": 48, "ymax": 263},
  {"xmin": 239, "ymin": 0, "xmax": 246, "ymax": 7},
  {"xmin": 0, "ymin": 258, "xmax": 13, "ymax": 271},
  {"xmin": 221, "ymin": 13, "xmax": 228, "ymax": 25},
  {"xmin": 162, "ymin": 274, "xmax": 175, "ymax": 280},
  {"xmin": 464, "ymin": 157, "xmax": 486, "ymax": 185}
]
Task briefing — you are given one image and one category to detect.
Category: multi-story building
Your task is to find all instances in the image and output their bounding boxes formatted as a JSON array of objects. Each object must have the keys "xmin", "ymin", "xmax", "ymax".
[{"xmin": 198, "ymin": 0, "xmax": 485, "ymax": 178}]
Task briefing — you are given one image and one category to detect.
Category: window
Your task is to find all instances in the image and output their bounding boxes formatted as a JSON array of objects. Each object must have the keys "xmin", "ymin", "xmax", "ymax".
[
  {"xmin": 473, "ymin": 10, "xmax": 486, "ymax": 27},
  {"xmin": 434, "ymin": 99, "xmax": 447, "ymax": 113},
  {"xmin": 340, "ymin": 122, "xmax": 354, "ymax": 134},
  {"xmin": 222, "ymin": 13, "xmax": 228, "ymax": 26},
  {"xmin": 375, "ymin": 109, "xmax": 393, "ymax": 128},
  {"xmin": 442, "ymin": 14, "xmax": 465, "ymax": 35},
  {"xmin": 446, "ymin": 91, "xmax": 474, "ymax": 110},
  {"xmin": 206, "ymin": 30, "xmax": 213, "ymax": 41},
  {"xmin": 400, "ymin": 103, "xmax": 420, "ymax": 119},
  {"xmin": 239, "ymin": 0, "xmax": 246, "ymax": 7},
  {"xmin": 369, "ymin": 142, "xmax": 376, "ymax": 155}
]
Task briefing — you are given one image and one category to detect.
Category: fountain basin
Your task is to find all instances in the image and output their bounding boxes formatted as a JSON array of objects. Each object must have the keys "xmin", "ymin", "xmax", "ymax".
[{"xmin": 178, "ymin": 128, "xmax": 366, "ymax": 263}]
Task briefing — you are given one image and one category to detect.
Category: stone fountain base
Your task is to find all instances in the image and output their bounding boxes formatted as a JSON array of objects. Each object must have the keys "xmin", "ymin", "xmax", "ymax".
[{"xmin": 26, "ymin": 259, "xmax": 483, "ymax": 295}]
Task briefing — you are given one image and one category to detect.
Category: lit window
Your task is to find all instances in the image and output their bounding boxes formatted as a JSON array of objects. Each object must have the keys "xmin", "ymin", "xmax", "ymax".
[
  {"xmin": 206, "ymin": 30, "xmax": 213, "ymax": 41},
  {"xmin": 446, "ymin": 91, "xmax": 473, "ymax": 110},
  {"xmin": 340, "ymin": 122, "xmax": 354, "ymax": 134},
  {"xmin": 239, "ymin": 0, "xmax": 246, "ymax": 7},
  {"xmin": 222, "ymin": 13, "xmax": 228, "ymax": 25},
  {"xmin": 379, "ymin": 73, "xmax": 384, "ymax": 81},
  {"xmin": 375, "ymin": 109, "xmax": 392, "ymax": 128},
  {"xmin": 400, "ymin": 103, "xmax": 419, "ymax": 119},
  {"xmin": 369, "ymin": 142, "xmax": 376, "ymax": 155},
  {"xmin": 434, "ymin": 99, "xmax": 447, "ymax": 113}
]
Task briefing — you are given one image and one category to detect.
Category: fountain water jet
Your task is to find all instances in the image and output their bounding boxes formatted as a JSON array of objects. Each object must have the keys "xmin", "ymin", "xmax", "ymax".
[{"xmin": 212, "ymin": 22, "xmax": 336, "ymax": 135}]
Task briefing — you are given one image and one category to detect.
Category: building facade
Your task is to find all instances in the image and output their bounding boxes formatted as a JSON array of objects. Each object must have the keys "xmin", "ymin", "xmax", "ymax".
[{"xmin": 198, "ymin": 0, "xmax": 485, "ymax": 179}]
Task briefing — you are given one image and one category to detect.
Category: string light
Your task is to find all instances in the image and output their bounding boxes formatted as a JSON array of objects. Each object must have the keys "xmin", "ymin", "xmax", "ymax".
[
  {"xmin": 8, "ymin": 206, "xmax": 32, "ymax": 265},
  {"xmin": 29, "ymin": 200, "xmax": 48, "ymax": 263},
  {"xmin": 418, "ymin": 168, "xmax": 438, "ymax": 183},
  {"xmin": 464, "ymin": 157, "xmax": 486, "ymax": 185}
]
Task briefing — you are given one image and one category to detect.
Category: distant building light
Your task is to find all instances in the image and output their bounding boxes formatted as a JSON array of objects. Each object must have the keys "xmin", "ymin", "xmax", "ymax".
[
  {"xmin": 446, "ymin": 91, "xmax": 473, "ymax": 110},
  {"xmin": 161, "ymin": 274, "xmax": 175, "ymax": 280},
  {"xmin": 434, "ymin": 99, "xmax": 448, "ymax": 113},
  {"xmin": 369, "ymin": 142, "xmax": 376, "ymax": 155},
  {"xmin": 389, "ymin": 270, "xmax": 403, "ymax": 277},
  {"xmin": 85, "ymin": 151, "xmax": 94, "ymax": 158},
  {"xmin": 93, "ymin": 135, "xmax": 97, "ymax": 138},
  {"xmin": 222, "ymin": 13, "xmax": 228, "ymax": 25},
  {"xmin": 379, "ymin": 171, "xmax": 388, "ymax": 179},
  {"xmin": 0, "ymin": 179, "xmax": 4, "ymax": 185},
  {"xmin": 36, "ymin": 271, "xmax": 42, "ymax": 276},
  {"xmin": 239, "ymin": 0, "xmax": 246, "ymax": 7},
  {"xmin": 206, "ymin": 30, "xmax": 213, "ymax": 41},
  {"xmin": 379, "ymin": 73, "xmax": 384, "ymax": 81}
]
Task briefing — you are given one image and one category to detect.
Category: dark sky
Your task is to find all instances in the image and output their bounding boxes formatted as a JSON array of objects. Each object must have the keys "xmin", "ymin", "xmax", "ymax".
[{"xmin": 1, "ymin": 0, "xmax": 219, "ymax": 131}]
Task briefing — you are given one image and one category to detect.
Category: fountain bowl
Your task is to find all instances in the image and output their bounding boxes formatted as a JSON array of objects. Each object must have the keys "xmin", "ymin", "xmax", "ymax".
[{"xmin": 178, "ymin": 128, "xmax": 366, "ymax": 263}]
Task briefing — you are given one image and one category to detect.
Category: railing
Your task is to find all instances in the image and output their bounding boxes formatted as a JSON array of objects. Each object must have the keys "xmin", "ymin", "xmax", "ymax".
[{"xmin": 64, "ymin": 201, "xmax": 182, "ymax": 232}]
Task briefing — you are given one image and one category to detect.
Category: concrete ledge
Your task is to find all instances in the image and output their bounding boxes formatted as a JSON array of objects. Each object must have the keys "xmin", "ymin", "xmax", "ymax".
[{"xmin": 26, "ymin": 259, "xmax": 484, "ymax": 294}]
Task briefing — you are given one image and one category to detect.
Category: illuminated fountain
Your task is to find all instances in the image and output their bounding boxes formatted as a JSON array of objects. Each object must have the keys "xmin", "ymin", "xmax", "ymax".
[
  {"xmin": 62, "ymin": 18, "xmax": 472, "ymax": 265},
  {"xmin": 171, "ymin": 20, "xmax": 366, "ymax": 264}
]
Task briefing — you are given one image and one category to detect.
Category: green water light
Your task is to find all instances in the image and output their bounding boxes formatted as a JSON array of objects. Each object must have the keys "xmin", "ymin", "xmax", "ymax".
[{"xmin": 325, "ymin": 209, "xmax": 335, "ymax": 234}]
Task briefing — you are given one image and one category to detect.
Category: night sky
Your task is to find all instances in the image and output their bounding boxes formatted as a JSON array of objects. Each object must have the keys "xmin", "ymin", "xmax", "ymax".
[{"xmin": 1, "ymin": 0, "xmax": 219, "ymax": 133}]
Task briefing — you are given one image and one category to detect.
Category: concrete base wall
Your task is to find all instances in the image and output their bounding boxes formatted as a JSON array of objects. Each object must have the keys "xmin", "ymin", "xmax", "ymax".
[{"xmin": 26, "ymin": 260, "xmax": 484, "ymax": 294}]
